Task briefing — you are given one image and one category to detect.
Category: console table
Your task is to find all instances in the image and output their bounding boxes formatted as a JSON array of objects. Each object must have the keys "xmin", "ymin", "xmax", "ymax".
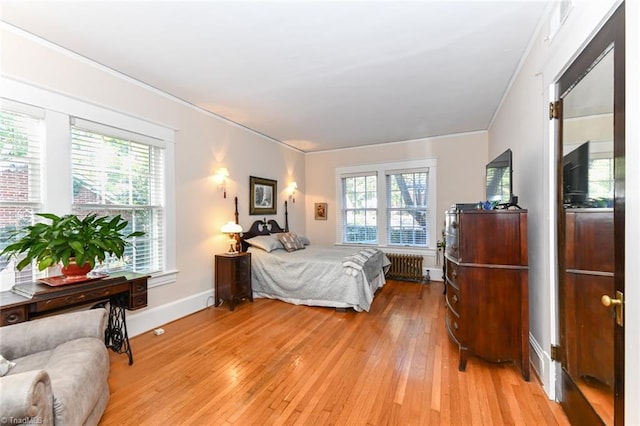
[{"xmin": 0, "ymin": 273, "xmax": 148, "ymax": 364}]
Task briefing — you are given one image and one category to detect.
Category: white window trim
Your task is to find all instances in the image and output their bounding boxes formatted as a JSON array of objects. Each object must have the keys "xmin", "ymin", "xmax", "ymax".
[
  {"xmin": 1, "ymin": 77, "xmax": 178, "ymax": 287},
  {"xmin": 335, "ymin": 158, "xmax": 437, "ymax": 250}
]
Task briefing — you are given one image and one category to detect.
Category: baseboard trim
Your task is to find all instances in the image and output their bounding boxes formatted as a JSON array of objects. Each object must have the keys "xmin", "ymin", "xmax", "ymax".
[
  {"xmin": 426, "ymin": 267, "xmax": 444, "ymax": 282},
  {"xmin": 126, "ymin": 289, "xmax": 214, "ymax": 337},
  {"xmin": 530, "ymin": 333, "xmax": 556, "ymax": 400}
]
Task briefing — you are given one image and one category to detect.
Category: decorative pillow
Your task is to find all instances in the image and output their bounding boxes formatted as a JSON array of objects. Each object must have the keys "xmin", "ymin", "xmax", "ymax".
[
  {"xmin": 277, "ymin": 232, "xmax": 305, "ymax": 252},
  {"xmin": 298, "ymin": 235, "xmax": 311, "ymax": 246},
  {"xmin": 0, "ymin": 354, "xmax": 16, "ymax": 377},
  {"xmin": 245, "ymin": 235, "xmax": 284, "ymax": 252}
]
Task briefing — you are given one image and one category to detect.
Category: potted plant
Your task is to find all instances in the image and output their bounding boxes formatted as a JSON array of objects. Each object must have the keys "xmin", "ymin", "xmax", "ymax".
[{"xmin": 0, "ymin": 213, "xmax": 144, "ymax": 276}]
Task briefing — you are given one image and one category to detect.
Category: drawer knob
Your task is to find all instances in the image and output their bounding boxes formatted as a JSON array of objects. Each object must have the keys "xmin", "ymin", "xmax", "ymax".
[
  {"xmin": 453, "ymin": 321, "xmax": 459, "ymax": 330},
  {"xmin": 451, "ymin": 222, "xmax": 458, "ymax": 229},
  {"xmin": 6, "ymin": 313, "xmax": 22, "ymax": 324},
  {"xmin": 452, "ymin": 294, "xmax": 458, "ymax": 303},
  {"xmin": 452, "ymin": 270, "xmax": 458, "ymax": 278}
]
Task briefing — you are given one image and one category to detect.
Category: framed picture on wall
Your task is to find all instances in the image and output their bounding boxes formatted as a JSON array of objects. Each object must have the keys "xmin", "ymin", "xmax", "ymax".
[
  {"xmin": 314, "ymin": 202, "xmax": 328, "ymax": 220},
  {"xmin": 250, "ymin": 176, "xmax": 277, "ymax": 215}
]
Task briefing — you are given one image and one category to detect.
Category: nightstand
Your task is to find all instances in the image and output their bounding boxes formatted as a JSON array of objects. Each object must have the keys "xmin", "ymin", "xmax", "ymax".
[{"xmin": 214, "ymin": 252, "xmax": 252, "ymax": 311}]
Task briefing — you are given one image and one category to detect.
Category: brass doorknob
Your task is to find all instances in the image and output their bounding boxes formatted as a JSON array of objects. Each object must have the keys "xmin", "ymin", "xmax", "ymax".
[
  {"xmin": 601, "ymin": 291, "xmax": 624, "ymax": 327},
  {"xmin": 601, "ymin": 295, "xmax": 622, "ymax": 307}
]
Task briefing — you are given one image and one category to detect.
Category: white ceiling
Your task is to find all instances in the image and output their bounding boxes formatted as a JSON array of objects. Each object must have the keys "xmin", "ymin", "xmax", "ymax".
[{"xmin": 0, "ymin": 1, "xmax": 550, "ymax": 152}]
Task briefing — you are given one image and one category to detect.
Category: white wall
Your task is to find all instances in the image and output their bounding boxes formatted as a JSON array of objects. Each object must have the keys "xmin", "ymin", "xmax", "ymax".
[
  {"xmin": 304, "ymin": 132, "xmax": 488, "ymax": 271},
  {"xmin": 624, "ymin": 1, "xmax": 640, "ymax": 422},
  {"xmin": 0, "ymin": 25, "xmax": 306, "ymax": 335},
  {"xmin": 490, "ymin": 1, "xmax": 640, "ymax": 421}
]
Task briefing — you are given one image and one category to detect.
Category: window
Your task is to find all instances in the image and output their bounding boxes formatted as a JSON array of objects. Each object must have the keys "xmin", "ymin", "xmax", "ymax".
[
  {"xmin": 71, "ymin": 119, "xmax": 165, "ymax": 274},
  {"xmin": 341, "ymin": 174, "xmax": 378, "ymax": 244},
  {"xmin": 0, "ymin": 79, "xmax": 176, "ymax": 290},
  {"xmin": 337, "ymin": 159, "xmax": 437, "ymax": 248},
  {"xmin": 387, "ymin": 170, "xmax": 428, "ymax": 247},
  {"xmin": 589, "ymin": 157, "xmax": 613, "ymax": 200},
  {"xmin": 0, "ymin": 100, "xmax": 44, "ymax": 286}
]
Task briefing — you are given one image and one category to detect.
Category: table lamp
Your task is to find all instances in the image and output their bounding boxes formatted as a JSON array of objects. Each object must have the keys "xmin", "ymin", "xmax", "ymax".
[{"xmin": 221, "ymin": 222, "xmax": 243, "ymax": 253}]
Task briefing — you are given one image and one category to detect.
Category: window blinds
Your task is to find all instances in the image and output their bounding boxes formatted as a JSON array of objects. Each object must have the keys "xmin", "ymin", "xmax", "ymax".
[
  {"xmin": 70, "ymin": 120, "xmax": 165, "ymax": 274},
  {"xmin": 0, "ymin": 100, "xmax": 44, "ymax": 286},
  {"xmin": 341, "ymin": 174, "xmax": 378, "ymax": 244},
  {"xmin": 386, "ymin": 171, "xmax": 429, "ymax": 247}
]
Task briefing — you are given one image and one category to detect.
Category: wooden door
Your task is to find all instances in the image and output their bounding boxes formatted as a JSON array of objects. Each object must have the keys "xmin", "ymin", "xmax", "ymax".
[{"xmin": 555, "ymin": 3, "xmax": 625, "ymax": 425}]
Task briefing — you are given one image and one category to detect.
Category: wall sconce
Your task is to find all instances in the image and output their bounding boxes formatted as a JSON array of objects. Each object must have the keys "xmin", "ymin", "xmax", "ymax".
[
  {"xmin": 287, "ymin": 182, "xmax": 298, "ymax": 203},
  {"xmin": 221, "ymin": 221, "xmax": 243, "ymax": 253},
  {"xmin": 215, "ymin": 167, "xmax": 230, "ymax": 198}
]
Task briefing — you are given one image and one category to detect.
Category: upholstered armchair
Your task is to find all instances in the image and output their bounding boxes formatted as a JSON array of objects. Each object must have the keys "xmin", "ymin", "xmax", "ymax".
[{"xmin": 0, "ymin": 308, "xmax": 110, "ymax": 425}]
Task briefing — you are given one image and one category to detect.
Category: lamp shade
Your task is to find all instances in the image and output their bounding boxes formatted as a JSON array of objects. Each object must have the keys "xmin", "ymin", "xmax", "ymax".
[{"xmin": 221, "ymin": 222, "xmax": 243, "ymax": 234}]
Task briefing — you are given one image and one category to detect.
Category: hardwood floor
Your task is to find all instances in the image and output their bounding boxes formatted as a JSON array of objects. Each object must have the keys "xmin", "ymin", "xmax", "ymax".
[{"xmin": 100, "ymin": 280, "xmax": 569, "ymax": 425}]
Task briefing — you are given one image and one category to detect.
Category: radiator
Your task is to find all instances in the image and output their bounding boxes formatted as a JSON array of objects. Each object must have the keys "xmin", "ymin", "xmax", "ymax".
[{"xmin": 386, "ymin": 253, "xmax": 424, "ymax": 282}]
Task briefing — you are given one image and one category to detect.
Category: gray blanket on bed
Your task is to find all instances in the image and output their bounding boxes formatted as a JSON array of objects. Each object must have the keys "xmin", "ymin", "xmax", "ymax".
[
  {"xmin": 342, "ymin": 247, "xmax": 384, "ymax": 282},
  {"xmin": 248, "ymin": 245, "xmax": 390, "ymax": 312}
]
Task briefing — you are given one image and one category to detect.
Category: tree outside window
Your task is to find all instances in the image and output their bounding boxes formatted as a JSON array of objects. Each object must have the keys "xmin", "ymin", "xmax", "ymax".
[{"xmin": 387, "ymin": 172, "xmax": 428, "ymax": 247}]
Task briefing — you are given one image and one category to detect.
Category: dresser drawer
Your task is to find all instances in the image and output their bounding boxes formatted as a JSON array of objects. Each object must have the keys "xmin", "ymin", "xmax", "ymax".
[
  {"xmin": 1, "ymin": 306, "xmax": 27, "ymax": 326},
  {"xmin": 445, "ymin": 308, "xmax": 464, "ymax": 343},
  {"xmin": 446, "ymin": 261, "xmax": 460, "ymax": 286},
  {"xmin": 130, "ymin": 278, "xmax": 147, "ymax": 295},
  {"xmin": 128, "ymin": 292, "xmax": 148, "ymax": 310},
  {"xmin": 445, "ymin": 212, "xmax": 460, "ymax": 260},
  {"xmin": 446, "ymin": 282, "xmax": 461, "ymax": 316},
  {"xmin": 446, "ymin": 241, "xmax": 460, "ymax": 260},
  {"xmin": 34, "ymin": 284, "xmax": 129, "ymax": 312}
]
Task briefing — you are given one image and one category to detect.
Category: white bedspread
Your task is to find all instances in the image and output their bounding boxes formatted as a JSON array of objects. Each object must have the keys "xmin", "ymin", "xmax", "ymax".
[{"xmin": 248, "ymin": 245, "xmax": 390, "ymax": 312}]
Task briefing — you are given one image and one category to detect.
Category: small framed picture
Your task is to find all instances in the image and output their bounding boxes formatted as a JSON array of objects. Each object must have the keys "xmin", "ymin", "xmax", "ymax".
[
  {"xmin": 250, "ymin": 176, "xmax": 277, "ymax": 215},
  {"xmin": 314, "ymin": 202, "xmax": 328, "ymax": 220}
]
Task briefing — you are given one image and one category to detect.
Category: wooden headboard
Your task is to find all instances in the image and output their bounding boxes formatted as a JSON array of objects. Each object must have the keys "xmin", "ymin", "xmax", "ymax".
[{"xmin": 234, "ymin": 197, "xmax": 290, "ymax": 252}]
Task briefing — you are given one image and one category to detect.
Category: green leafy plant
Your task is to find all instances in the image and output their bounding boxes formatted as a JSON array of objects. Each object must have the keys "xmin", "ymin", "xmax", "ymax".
[{"xmin": 0, "ymin": 213, "xmax": 145, "ymax": 271}]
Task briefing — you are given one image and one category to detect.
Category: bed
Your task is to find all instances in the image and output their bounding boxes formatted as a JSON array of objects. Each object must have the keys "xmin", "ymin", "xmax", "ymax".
[{"xmin": 240, "ymin": 217, "xmax": 390, "ymax": 312}]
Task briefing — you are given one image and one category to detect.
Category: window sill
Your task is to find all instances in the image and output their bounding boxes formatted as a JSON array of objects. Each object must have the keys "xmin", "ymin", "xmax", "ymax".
[{"xmin": 148, "ymin": 269, "xmax": 180, "ymax": 288}]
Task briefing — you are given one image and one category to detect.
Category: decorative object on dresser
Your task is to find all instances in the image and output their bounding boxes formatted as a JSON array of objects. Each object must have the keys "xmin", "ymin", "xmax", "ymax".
[
  {"xmin": 444, "ymin": 207, "xmax": 529, "ymax": 380},
  {"xmin": 214, "ymin": 252, "xmax": 252, "ymax": 311}
]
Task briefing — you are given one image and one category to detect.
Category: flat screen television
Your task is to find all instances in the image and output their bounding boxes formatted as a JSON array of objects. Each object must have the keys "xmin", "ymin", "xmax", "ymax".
[
  {"xmin": 562, "ymin": 141, "xmax": 589, "ymax": 207},
  {"xmin": 485, "ymin": 148, "xmax": 513, "ymax": 206}
]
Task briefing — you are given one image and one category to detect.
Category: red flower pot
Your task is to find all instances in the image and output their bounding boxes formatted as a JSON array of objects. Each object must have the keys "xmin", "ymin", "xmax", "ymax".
[{"xmin": 61, "ymin": 260, "xmax": 92, "ymax": 277}]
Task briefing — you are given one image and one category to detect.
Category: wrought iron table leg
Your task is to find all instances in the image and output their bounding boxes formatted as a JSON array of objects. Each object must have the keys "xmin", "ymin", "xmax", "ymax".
[{"xmin": 104, "ymin": 294, "xmax": 134, "ymax": 365}]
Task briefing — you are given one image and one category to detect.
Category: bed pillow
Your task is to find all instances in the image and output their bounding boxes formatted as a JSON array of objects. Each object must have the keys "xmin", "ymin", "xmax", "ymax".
[
  {"xmin": 0, "ymin": 354, "xmax": 16, "ymax": 376},
  {"xmin": 298, "ymin": 235, "xmax": 311, "ymax": 246},
  {"xmin": 245, "ymin": 235, "xmax": 284, "ymax": 252},
  {"xmin": 277, "ymin": 232, "xmax": 305, "ymax": 252}
]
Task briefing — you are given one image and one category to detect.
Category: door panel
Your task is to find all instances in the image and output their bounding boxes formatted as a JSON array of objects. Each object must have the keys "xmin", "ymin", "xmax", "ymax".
[{"xmin": 556, "ymin": 3, "xmax": 624, "ymax": 425}]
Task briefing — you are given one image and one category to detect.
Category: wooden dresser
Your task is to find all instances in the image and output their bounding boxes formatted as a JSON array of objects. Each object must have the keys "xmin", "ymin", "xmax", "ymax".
[{"xmin": 444, "ymin": 208, "xmax": 530, "ymax": 380}]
